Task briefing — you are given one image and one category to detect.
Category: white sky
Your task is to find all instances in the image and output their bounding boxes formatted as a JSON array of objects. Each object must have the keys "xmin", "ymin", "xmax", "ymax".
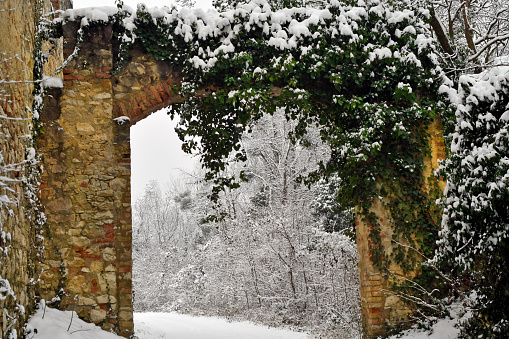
[
  {"xmin": 72, "ymin": 0, "xmax": 212, "ymax": 201},
  {"xmin": 72, "ymin": 0, "xmax": 213, "ymax": 10}
]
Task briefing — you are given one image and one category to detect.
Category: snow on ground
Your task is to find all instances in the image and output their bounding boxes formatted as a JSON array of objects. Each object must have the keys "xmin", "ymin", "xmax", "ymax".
[
  {"xmin": 25, "ymin": 301, "xmax": 119, "ymax": 339},
  {"xmin": 26, "ymin": 300, "xmax": 469, "ymax": 339},
  {"xmin": 135, "ymin": 312, "xmax": 309, "ymax": 339},
  {"xmin": 388, "ymin": 301, "xmax": 471, "ymax": 339},
  {"xmin": 26, "ymin": 302, "xmax": 308, "ymax": 339}
]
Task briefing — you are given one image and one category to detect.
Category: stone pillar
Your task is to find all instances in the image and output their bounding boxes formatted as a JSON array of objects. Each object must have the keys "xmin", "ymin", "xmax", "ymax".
[
  {"xmin": 356, "ymin": 201, "xmax": 415, "ymax": 338},
  {"xmin": 38, "ymin": 23, "xmax": 133, "ymax": 337},
  {"xmin": 356, "ymin": 116, "xmax": 445, "ymax": 337}
]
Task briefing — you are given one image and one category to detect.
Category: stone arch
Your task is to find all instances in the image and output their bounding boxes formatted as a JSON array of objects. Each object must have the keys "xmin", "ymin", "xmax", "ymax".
[
  {"xmin": 37, "ymin": 17, "xmax": 447, "ymax": 339},
  {"xmin": 111, "ymin": 49, "xmax": 185, "ymax": 126}
]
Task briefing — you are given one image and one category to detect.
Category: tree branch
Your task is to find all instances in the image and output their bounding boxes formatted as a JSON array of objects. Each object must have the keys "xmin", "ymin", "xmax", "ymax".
[{"xmin": 429, "ymin": 6, "xmax": 455, "ymax": 55}]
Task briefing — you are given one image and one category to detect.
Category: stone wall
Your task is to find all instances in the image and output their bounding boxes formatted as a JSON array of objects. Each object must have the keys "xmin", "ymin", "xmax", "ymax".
[
  {"xmin": 37, "ymin": 22, "xmax": 187, "ymax": 337},
  {"xmin": 112, "ymin": 43, "xmax": 185, "ymax": 125},
  {"xmin": 0, "ymin": 0, "xmax": 69, "ymax": 337},
  {"xmin": 38, "ymin": 22, "xmax": 134, "ymax": 337}
]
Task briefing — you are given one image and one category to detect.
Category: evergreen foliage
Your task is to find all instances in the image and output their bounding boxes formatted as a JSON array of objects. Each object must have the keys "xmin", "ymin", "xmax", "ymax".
[{"xmin": 438, "ymin": 58, "xmax": 509, "ymax": 337}]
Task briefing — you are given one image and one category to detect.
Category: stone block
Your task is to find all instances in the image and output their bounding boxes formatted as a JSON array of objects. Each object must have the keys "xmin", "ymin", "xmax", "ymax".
[
  {"xmin": 118, "ymin": 311, "xmax": 133, "ymax": 321},
  {"xmin": 92, "ymin": 93, "xmax": 112, "ymax": 100},
  {"xmin": 68, "ymin": 275, "xmax": 87, "ymax": 293},
  {"xmin": 78, "ymin": 297, "xmax": 96, "ymax": 306},
  {"xmin": 76, "ymin": 122, "xmax": 95, "ymax": 136},
  {"xmin": 90, "ymin": 309, "xmax": 107, "ymax": 323},
  {"xmin": 90, "ymin": 261, "xmax": 104, "ymax": 273},
  {"xmin": 97, "ymin": 295, "xmax": 116, "ymax": 304},
  {"xmin": 46, "ymin": 197, "xmax": 71, "ymax": 212}
]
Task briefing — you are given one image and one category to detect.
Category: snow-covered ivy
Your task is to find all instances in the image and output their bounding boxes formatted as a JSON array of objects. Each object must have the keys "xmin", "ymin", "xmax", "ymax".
[
  {"xmin": 437, "ymin": 56, "xmax": 509, "ymax": 337},
  {"xmin": 49, "ymin": 0, "xmax": 452, "ymax": 328}
]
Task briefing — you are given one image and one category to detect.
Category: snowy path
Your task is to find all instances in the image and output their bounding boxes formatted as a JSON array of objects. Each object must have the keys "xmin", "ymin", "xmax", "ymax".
[
  {"xmin": 26, "ymin": 303, "xmax": 465, "ymax": 339},
  {"xmin": 134, "ymin": 312, "xmax": 309, "ymax": 339}
]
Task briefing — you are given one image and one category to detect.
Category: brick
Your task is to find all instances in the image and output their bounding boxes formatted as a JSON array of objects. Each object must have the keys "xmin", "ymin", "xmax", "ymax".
[
  {"xmin": 368, "ymin": 296, "xmax": 383, "ymax": 303},
  {"xmin": 63, "ymin": 74, "xmax": 84, "ymax": 80},
  {"xmin": 95, "ymin": 73, "xmax": 111, "ymax": 79},
  {"xmin": 368, "ymin": 312, "xmax": 380, "ymax": 320},
  {"xmin": 150, "ymin": 86, "xmax": 163, "ymax": 103},
  {"xmin": 163, "ymin": 83, "xmax": 172, "ymax": 96},
  {"xmin": 368, "ymin": 291, "xmax": 383, "ymax": 297},
  {"xmin": 135, "ymin": 95, "xmax": 146, "ymax": 111},
  {"xmin": 119, "ymin": 102, "xmax": 127, "ymax": 116},
  {"xmin": 96, "ymin": 238, "xmax": 115, "ymax": 243},
  {"xmin": 141, "ymin": 94, "xmax": 151, "ymax": 109},
  {"xmin": 160, "ymin": 89, "xmax": 168, "ymax": 101}
]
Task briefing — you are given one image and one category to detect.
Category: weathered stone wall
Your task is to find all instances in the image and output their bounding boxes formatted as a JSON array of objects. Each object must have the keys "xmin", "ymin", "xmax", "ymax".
[
  {"xmin": 38, "ymin": 22, "xmax": 134, "ymax": 337},
  {"xmin": 356, "ymin": 117, "xmax": 445, "ymax": 337},
  {"xmin": 37, "ymin": 22, "xmax": 186, "ymax": 337},
  {"xmin": 112, "ymin": 44, "xmax": 184, "ymax": 125},
  {"xmin": 0, "ymin": 0, "xmax": 68, "ymax": 337}
]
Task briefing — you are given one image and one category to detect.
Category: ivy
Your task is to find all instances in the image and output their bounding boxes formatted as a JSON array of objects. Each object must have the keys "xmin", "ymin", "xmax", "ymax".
[{"xmin": 51, "ymin": 0, "xmax": 454, "ymax": 329}]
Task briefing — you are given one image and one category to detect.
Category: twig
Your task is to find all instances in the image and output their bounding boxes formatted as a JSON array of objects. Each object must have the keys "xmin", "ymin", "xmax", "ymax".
[
  {"xmin": 70, "ymin": 329, "xmax": 91, "ymax": 334},
  {"xmin": 67, "ymin": 311, "xmax": 74, "ymax": 332},
  {"xmin": 385, "ymin": 234, "xmax": 465, "ymax": 299}
]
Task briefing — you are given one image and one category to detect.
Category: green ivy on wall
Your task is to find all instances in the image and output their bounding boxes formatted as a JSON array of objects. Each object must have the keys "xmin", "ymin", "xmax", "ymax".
[{"xmin": 51, "ymin": 0, "xmax": 454, "ymax": 329}]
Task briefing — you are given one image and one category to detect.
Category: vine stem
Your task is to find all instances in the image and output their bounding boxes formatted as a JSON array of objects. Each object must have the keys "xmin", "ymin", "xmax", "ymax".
[{"xmin": 385, "ymin": 233, "xmax": 465, "ymax": 299}]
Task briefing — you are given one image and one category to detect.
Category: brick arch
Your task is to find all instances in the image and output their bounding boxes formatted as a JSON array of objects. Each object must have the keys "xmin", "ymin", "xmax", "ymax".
[
  {"xmin": 111, "ymin": 52, "xmax": 185, "ymax": 125},
  {"xmin": 114, "ymin": 77, "xmax": 181, "ymax": 125}
]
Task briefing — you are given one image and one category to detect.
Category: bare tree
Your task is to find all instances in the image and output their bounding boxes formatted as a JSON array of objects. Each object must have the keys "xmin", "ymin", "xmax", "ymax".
[{"xmin": 428, "ymin": 0, "xmax": 509, "ymax": 67}]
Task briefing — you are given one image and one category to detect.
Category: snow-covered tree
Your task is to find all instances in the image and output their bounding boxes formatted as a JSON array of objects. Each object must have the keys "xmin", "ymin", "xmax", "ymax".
[
  {"xmin": 437, "ymin": 58, "xmax": 509, "ymax": 337},
  {"xmin": 311, "ymin": 175, "xmax": 354, "ymax": 234}
]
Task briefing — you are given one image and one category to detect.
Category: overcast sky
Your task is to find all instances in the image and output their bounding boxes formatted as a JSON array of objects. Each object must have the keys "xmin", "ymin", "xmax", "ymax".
[
  {"xmin": 73, "ymin": 0, "xmax": 213, "ymax": 10},
  {"xmin": 72, "ymin": 0, "xmax": 212, "ymax": 200}
]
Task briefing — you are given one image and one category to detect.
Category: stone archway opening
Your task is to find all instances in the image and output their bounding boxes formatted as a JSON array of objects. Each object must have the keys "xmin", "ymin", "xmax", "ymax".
[
  {"xmin": 36, "ymin": 8, "xmax": 446, "ymax": 337},
  {"xmin": 129, "ymin": 108, "xmax": 201, "ymax": 313}
]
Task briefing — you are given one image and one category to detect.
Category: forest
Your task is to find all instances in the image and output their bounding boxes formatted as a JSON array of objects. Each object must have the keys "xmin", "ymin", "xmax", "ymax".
[{"xmin": 133, "ymin": 110, "xmax": 361, "ymax": 337}]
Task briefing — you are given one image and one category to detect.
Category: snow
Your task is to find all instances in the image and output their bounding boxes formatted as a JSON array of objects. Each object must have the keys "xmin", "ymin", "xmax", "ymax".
[
  {"xmin": 388, "ymin": 301, "xmax": 471, "ymax": 339},
  {"xmin": 59, "ymin": 6, "xmax": 126, "ymax": 23},
  {"xmin": 25, "ymin": 301, "xmax": 119, "ymax": 339},
  {"xmin": 26, "ymin": 299, "xmax": 473, "ymax": 339},
  {"xmin": 26, "ymin": 303, "xmax": 309, "ymax": 339},
  {"xmin": 113, "ymin": 116, "xmax": 130, "ymax": 125},
  {"xmin": 42, "ymin": 75, "xmax": 63, "ymax": 89},
  {"xmin": 135, "ymin": 312, "xmax": 309, "ymax": 339}
]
